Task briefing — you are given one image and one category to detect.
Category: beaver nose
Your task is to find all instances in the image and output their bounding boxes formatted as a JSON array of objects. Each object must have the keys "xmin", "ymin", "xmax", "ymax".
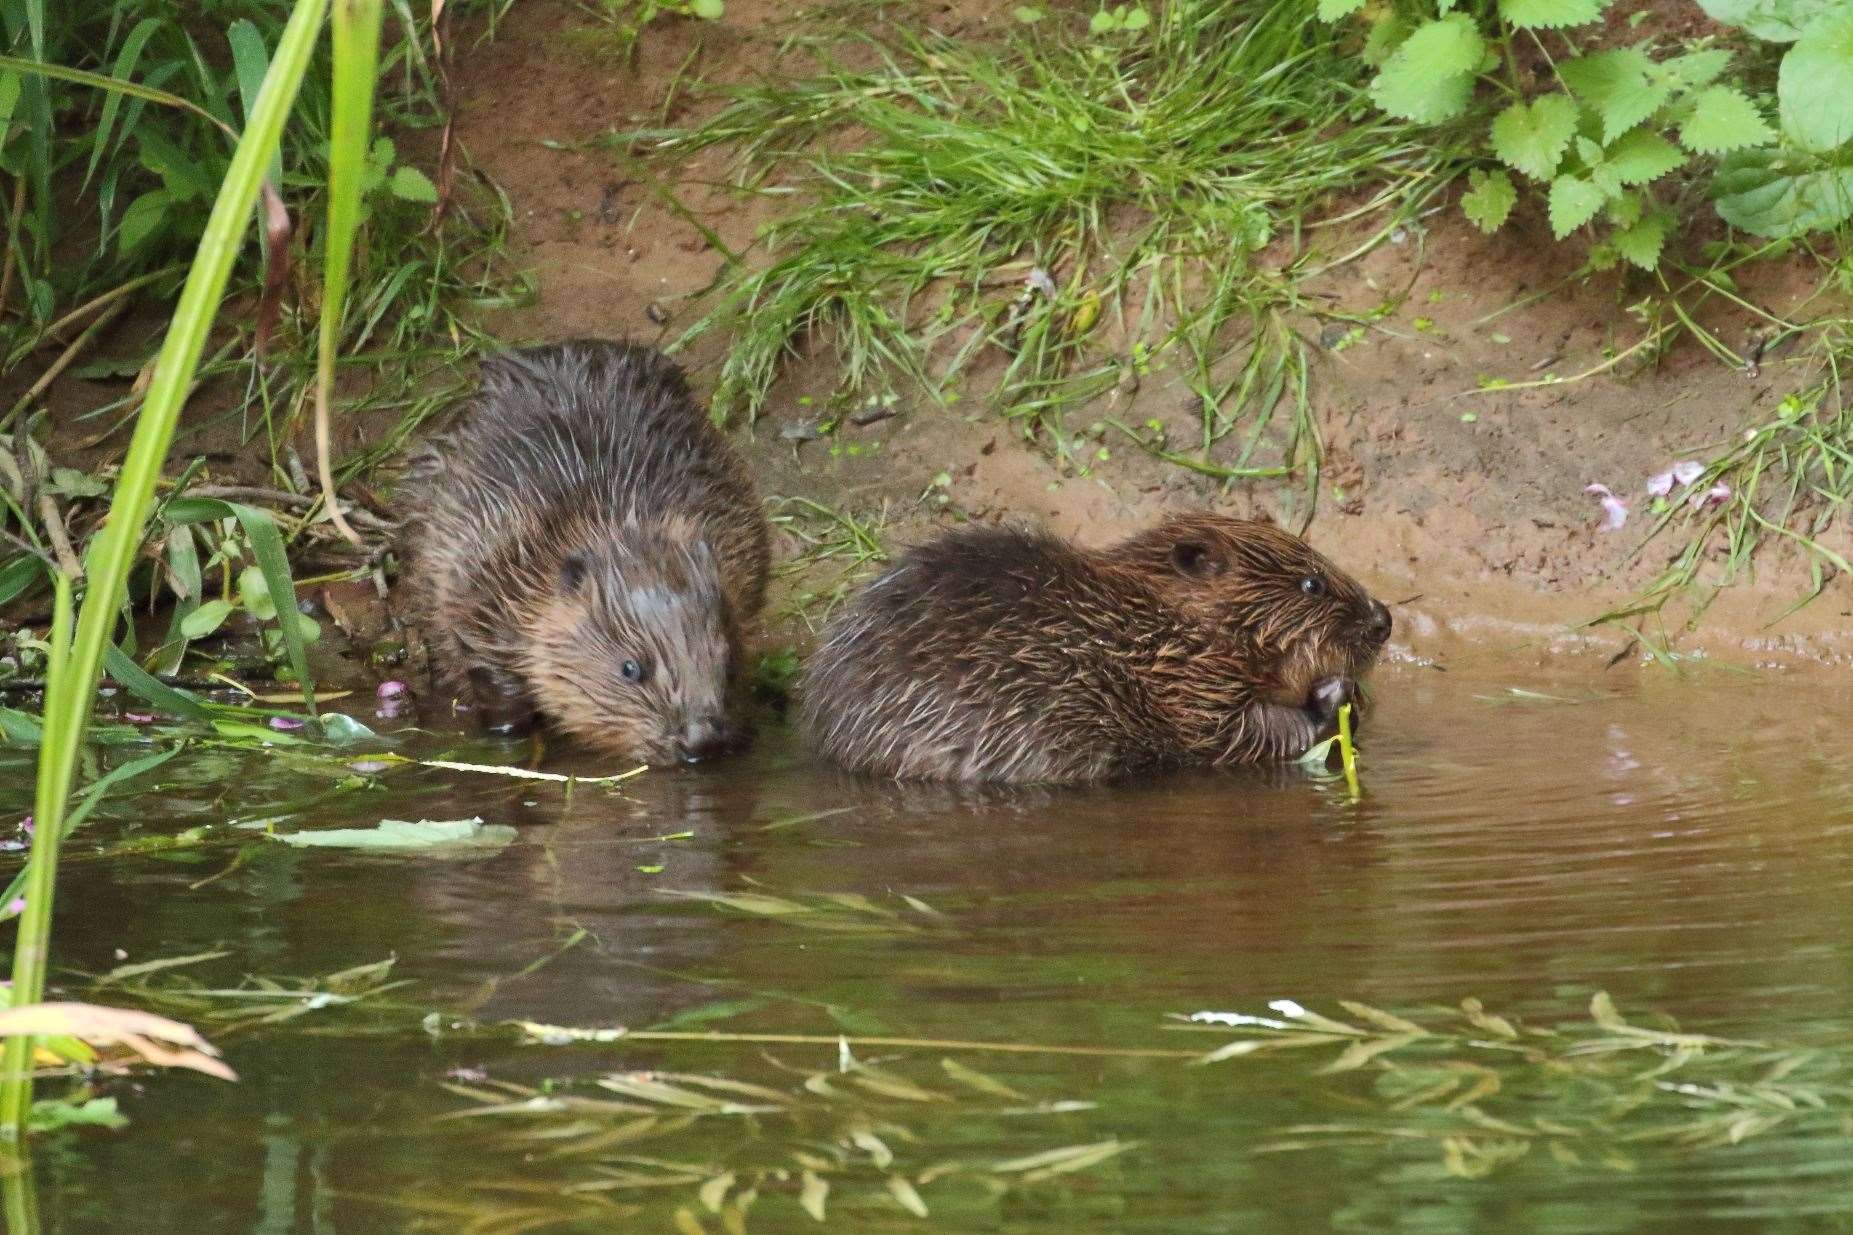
[
  {"xmin": 1365, "ymin": 600, "xmax": 1392, "ymax": 643},
  {"xmin": 677, "ymin": 718, "xmax": 732, "ymax": 764}
]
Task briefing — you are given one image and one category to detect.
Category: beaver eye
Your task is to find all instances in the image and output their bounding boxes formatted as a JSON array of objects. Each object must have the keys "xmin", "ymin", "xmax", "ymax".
[
  {"xmin": 1299, "ymin": 576, "xmax": 1326, "ymax": 597},
  {"xmin": 620, "ymin": 659, "xmax": 647, "ymax": 684}
]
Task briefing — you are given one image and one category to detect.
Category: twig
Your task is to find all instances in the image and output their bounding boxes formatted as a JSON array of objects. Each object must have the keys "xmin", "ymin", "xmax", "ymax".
[
  {"xmin": 34, "ymin": 492, "xmax": 82, "ymax": 581},
  {"xmin": 0, "ymin": 299, "xmax": 134, "ymax": 435},
  {"xmin": 181, "ymin": 483, "xmax": 396, "ymax": 532},
  {"xmin": 0, "ymin": 176, "xmax": 24, "ymax": 321}
]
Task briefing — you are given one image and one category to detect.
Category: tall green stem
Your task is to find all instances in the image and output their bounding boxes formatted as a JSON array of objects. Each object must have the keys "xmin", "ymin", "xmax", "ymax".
[{"xmin": 0, "ymin": 0, "xmax": 333, "ymax": 1142}]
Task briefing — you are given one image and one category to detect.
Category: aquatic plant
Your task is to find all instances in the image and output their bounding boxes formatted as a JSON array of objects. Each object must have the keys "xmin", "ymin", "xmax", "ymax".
[{"xmin": 0, "ymin": 0, "xmax": 395, "ymax": 1141}]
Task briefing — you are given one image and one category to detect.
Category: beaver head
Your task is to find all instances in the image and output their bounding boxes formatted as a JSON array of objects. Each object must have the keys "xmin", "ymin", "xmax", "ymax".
[
  {"xmin": 518, "ymin": 519, "xmax": 741, "ymax": 766},
  {"xmin": 1107, "ymin": 512, "xmax": 1390, "ymax": 703}
]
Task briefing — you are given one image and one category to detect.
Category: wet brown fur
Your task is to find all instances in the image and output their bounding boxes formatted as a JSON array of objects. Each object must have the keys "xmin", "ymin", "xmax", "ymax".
[
  {"xmin": 798, "ymin": 513, "xmax": 1389, "ymax": 784},
  {"xmin": 399, "ymin": 339, "xmax": 770, "ymax": 764}
]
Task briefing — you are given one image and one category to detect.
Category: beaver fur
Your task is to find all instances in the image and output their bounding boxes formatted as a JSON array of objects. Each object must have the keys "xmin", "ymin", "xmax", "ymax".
[
  {"xmin": 400, "ymin": 339, "xmax": 770, "ymax": 764},
  {"xmin": 798, "ymin": 512, "xmax": 1389, "ymax": 783}
]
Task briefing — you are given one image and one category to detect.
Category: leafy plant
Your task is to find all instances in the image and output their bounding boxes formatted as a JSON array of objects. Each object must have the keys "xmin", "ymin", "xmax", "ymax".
[{"xmin": 1320, "ymin": 0, "xmax": 1853, "ymax": 264}]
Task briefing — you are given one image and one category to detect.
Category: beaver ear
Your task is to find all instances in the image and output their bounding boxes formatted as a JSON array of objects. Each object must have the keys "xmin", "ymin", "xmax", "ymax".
[
  {"xmin": 1171, "ymin": 539, "xmax": 1227, "ymax": 580},
  {"xmin": 560, "ymin": 552, "xmax": 588, "ymax": 593}
]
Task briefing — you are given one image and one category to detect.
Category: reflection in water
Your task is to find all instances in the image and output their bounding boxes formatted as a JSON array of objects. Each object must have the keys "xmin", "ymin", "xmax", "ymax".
[{"xmin": 8, "ymin": 661, "xmax": 1853, "ymax": 1231}]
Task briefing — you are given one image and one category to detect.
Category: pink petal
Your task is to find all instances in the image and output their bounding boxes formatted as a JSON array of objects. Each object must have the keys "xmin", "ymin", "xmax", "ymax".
[
  {"xmin": 1646, "ymin": 469, "xmax": 1675, "ymax": 497},
  {"xmin": 6, "ymin": 898, "xmax": 25, "ymax": 916},
  {"xmin": 268, "ymin": 716, "xmax": 306, "ymax": 731},
  {"xmin": 376, "ymin": 680, "xmax": 409, "ymax": 700},
  {"xmin": 1672, "ymin": 460, "xmax": 1704, "ymax": 486},
  {"xmin": 19, "ymin": 817, "xmax": 32, "ymax": 836},
  {"xmin": 1691, "ymin": 482, "xmax": 1731, "ymax": 510},
  {"xmin": 123, "ymin": 712, "xmax": 156, "ymax": 725},
  {"xmin": 1585, "ymin": 483, "xmax": 1629, "ymax": 532}
]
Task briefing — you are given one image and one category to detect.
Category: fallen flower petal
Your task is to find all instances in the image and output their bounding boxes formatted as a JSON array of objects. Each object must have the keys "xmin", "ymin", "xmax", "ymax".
[
  {"xmin": 1585, "ymin": 483, "xmax": 1629, "ymax": 531},
  {"xmin": 376, "ymin": 680, "xmax": 409, "ymax": 700},
  {"xmin": 1646, "ymin": 469, "xmax": 1675, "ymax": 497},
  {"xmin": 1691, "ymin": 481, "xmax": 1731, "ymax": 510},
  {"xmin": 1026, "ymin": 267, "xmax": 1056, "ymax": 298},
  {"xmin": 1672, "ymin": 460, "xmax": 1704, "ymax": 486},
  {"xmin": 268, "ymin": 716, "xmax": 306, "ymax": 731}
]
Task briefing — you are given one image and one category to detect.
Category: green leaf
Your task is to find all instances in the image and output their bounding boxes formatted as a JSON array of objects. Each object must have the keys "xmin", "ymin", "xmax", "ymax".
[
  {"xmin": 689, "ymin": 0, "xmax": 724, "ymax": 17},
  {"xmin": 1611, "ymin": 213, "xmax": 1670, "ymax": 268},
  {"xmin": 1499, "ymin": 0, "xmax": 1607, "ymax": 28},
  {"xmin": 100, "ymin": 646, "xmax": 213, "ymax": 721},
  {"xmin": 166, "ymin": 497, "xmax": 315, "ymax": 717},
  {"xmin": 1680, "ymin": 85, "xmax": 1776, "ymax": 154},
  {"xmin": 389, "ymin": 165, "xmax": 437, "ymax": 203},
  {"xmin": 179, "ymin": 598, "xmax": 234, "ymax": 640},
  {"xmin": 1558, "ymin": 48, "xmax": 1669, "ymax": 142},
  {"xmin": 1779, "ymin": 9, "xmax": 1853, "ymax": 154},
  {"xmin": 116, "ymin": 189, "xmax": 171, "ymax": 257},
  {"xmin": 1548, "ymin": 174, "xmax": 1605, "ymax": 237},
  {"xmin": 0, "ymin": 556, "xmax": 41, "ymax": 608},
  {"xmin": 1461, "ymin": 168, "xmax": 1519, "ymax": 232},
  {"xmin": 238, "ymin": 564, "xmax": 276, "ymax": 620},
  {"xmin": 1713, "ymin": 147, "xmax": 1853, "ymax": 237},
  {"xmin": 1369, "ymin": 15, "xmax": 1484, "ymax": 123},
  {"xmin": 1663, "ymin": 49, "xmax": 1733, "ymax": 90},
  {"xmin": 272, "ymin": 818, "xmax": 519, "ymax": 854},
  {"xmin": 1361, "ymin": 12, "xmax": 1412, "ymax": 66},
  {"xmin": 1695, "ymin": 0, "xmax": 1841, "ymax": 42},
  {"xmin": 1490, "ymin": 93, "xmax": 1579, "ymax": 179},
  {"xmin": 1603, "ymin": 129, "xmax": 1686, "ymax": 185},
  {"xmin": 1317, "ymin": 0, "xmax": 1365, "ymax": 18}
]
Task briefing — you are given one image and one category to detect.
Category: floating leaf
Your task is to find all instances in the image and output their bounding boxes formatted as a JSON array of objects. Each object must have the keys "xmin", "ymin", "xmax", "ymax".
[
  {"xmin": 0, "ymin": 1002, "xmax": 235, "ymax": 1080},
  {"xmin": 270, "ymin": 817, "xmax": 518, "ymax": 854}
]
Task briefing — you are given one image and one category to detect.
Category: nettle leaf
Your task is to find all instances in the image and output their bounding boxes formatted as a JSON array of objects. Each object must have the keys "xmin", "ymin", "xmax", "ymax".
[
  {"xmin": 1490, "ymin": 93, "xmax": 1579, "ymax": 179},
  {"xmin": 1606, "ymin": 191, "xmax": 1645, "ymax": 228},
  {"xmin": 1603, "ymin": 129, "xmax": 1686, "ymax": 185},
  {"xmin": 390, "ymin": 165, "xmax": 439, "ymax": 203},
  {"xmin": 1461, "ymin": 168, "xmax": 1518, "ymax": 232},
  {"xmin": 1559, "ymin": 48, "xmax": 1671, "ymax": 142},
  {"xmin": 1663, "ymin": 49, "xmax": 1733, "ymax": 90},
  {"xmin": 1713, "ymin": 147, "xmax": 1853, "ymax": 237},
  {"xmin": 1548, "ymin": 174, "xmax": 1606, "ymax": 237},
  {"xmin": 1369, "ymin": 15, "xmax": 1484, "ymax": 123},
  {"xmin": 1696, "ymin": 0, "xmax": 1841, "ymax": 43},
  {"xmin": 1498, "ymin": 0, "xmax": 1608, "ymax": 29},
  {"xmin": 1611, "ymin": 213, "xmax": 1671, "ymax": 269},
  {"xmin": 1317, "ymin": 0, "xmax": 1365, "ymax": 19},
  {"xmin": 1778, "ymin": 9, "xmax": 1853, "ymax": 155},
  {"xmin": 1680, "ymin": 85, "xmax": 1776, "ymax": 154}
]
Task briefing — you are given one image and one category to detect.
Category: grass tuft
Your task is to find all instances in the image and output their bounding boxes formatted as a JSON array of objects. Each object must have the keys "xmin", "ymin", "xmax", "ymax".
[{"xmin": 641, "ymin": 0, "xmax": 1460, "ymax": 483}]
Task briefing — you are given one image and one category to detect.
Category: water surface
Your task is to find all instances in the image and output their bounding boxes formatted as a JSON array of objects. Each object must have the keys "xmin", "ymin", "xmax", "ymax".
[{"xmin": 7, "ymin": 656, "xmax": 1853, "ymax": 1233}]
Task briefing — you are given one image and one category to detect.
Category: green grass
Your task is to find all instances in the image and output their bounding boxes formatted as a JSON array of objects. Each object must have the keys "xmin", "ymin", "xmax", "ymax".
[{"xmin": 639, "ymin": 0, "xmax": 1460, "ymax": 488}]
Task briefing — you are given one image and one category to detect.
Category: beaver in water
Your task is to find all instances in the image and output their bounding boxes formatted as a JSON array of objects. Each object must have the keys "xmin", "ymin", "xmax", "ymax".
[
  {"xmin": 399, "ymin": 339, "xmax": 770, "ymax": 764},
  {"xmin": 798, "ymin": 512, "xmax": 1390, "ymax": 784}
]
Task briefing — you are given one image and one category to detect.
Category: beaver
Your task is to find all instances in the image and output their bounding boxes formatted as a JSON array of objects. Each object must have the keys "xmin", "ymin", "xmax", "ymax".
[
  {"xmin": 797, "ymin": 512, "xmax": 1390, "ymax": 783},
  {"xmin": 399, "ymin": 339, "xmax": 770, "ymax": 764}
]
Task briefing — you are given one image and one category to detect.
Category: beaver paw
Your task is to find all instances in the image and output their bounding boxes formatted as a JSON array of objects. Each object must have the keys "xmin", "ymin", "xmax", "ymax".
[{"xmin": 1308, "ymin": 676, "xmax": 1360, "ymax": 730}]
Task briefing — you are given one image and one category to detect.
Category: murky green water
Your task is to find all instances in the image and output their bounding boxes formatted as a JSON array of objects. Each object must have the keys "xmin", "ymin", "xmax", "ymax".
[{"xmin": 6, "ymin": 655, "xmax": 1853, "ymax": 1233}]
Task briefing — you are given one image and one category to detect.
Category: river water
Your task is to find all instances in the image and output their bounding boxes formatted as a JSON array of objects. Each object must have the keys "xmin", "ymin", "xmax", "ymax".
[{"xmin": 6, "ymin": 653, "xmax": 1853, "ymax": 1232}]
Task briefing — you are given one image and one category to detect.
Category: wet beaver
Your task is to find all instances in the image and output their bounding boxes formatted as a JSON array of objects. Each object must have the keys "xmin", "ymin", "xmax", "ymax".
[
  {"xmin": 798, "ymin": 512, "xmax": 1390, "ymax": 783},
  {"xmin": 400, "ymin": 339, "xmax": 770, "ymax": 764}
]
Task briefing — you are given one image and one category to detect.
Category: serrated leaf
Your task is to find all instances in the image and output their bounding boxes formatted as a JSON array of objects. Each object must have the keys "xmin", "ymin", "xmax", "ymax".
[
  {"xmin": 1696, "ymin": 0, "xmax": 1841, "ymax": 42},
  {"xmin": 1559, "ymin": 48, "xmax": 1671, "ymax": 141},
  {"xmin": 1548, "ymin": 174, "xmax": 1605, "ymax": 237},
  {"xmin": 1461, "ymin": 168, "xmax": 1518, "ymax": 232},
  {"xmin": 1490, "ymin": 93, "xmax": 1579, "ymax": 179},
  {"xmin": 1612, "ymin": 213, "xmax": 1670, "ymax": 268},
  {"xmin": 1361, "ymin": 12, "xmax": 1412, "ymax": 66},
  {"xmin": 1499, "ymin": 0, "xmax": 1607, "ymax": 27},
  {"xmin": 1713, "ymin": 147, "xmax": 1853, "ymax": 237},
  {"xmin": 1663, "ymin": 48, "xmax": 1732, "ymax": 90},
  {"xmin": 1369, "ymin": 15, "xmax": 1484, "ymax": 123},
  {"xmin": 1680, "ymin": 85, "xmax": 1775, "ymax": 154},
  {"xmin": 390, "ymin": 165, "xmax": 438, "ymax": 203},
  {"xmin": 1606, "ymin": 190, "xmax": 1644, "ymax": 227},
  {"xmin": 1778, "ymin": 9, "xmax": 1853, "ymax": 154},
  {"xmin": 1317, "ymin": 0, "xmax": 1364, "ymax": 17},
  {"xmin": 1603, "ymin": 129, "xmax": 1686, "ymax": 185}
]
